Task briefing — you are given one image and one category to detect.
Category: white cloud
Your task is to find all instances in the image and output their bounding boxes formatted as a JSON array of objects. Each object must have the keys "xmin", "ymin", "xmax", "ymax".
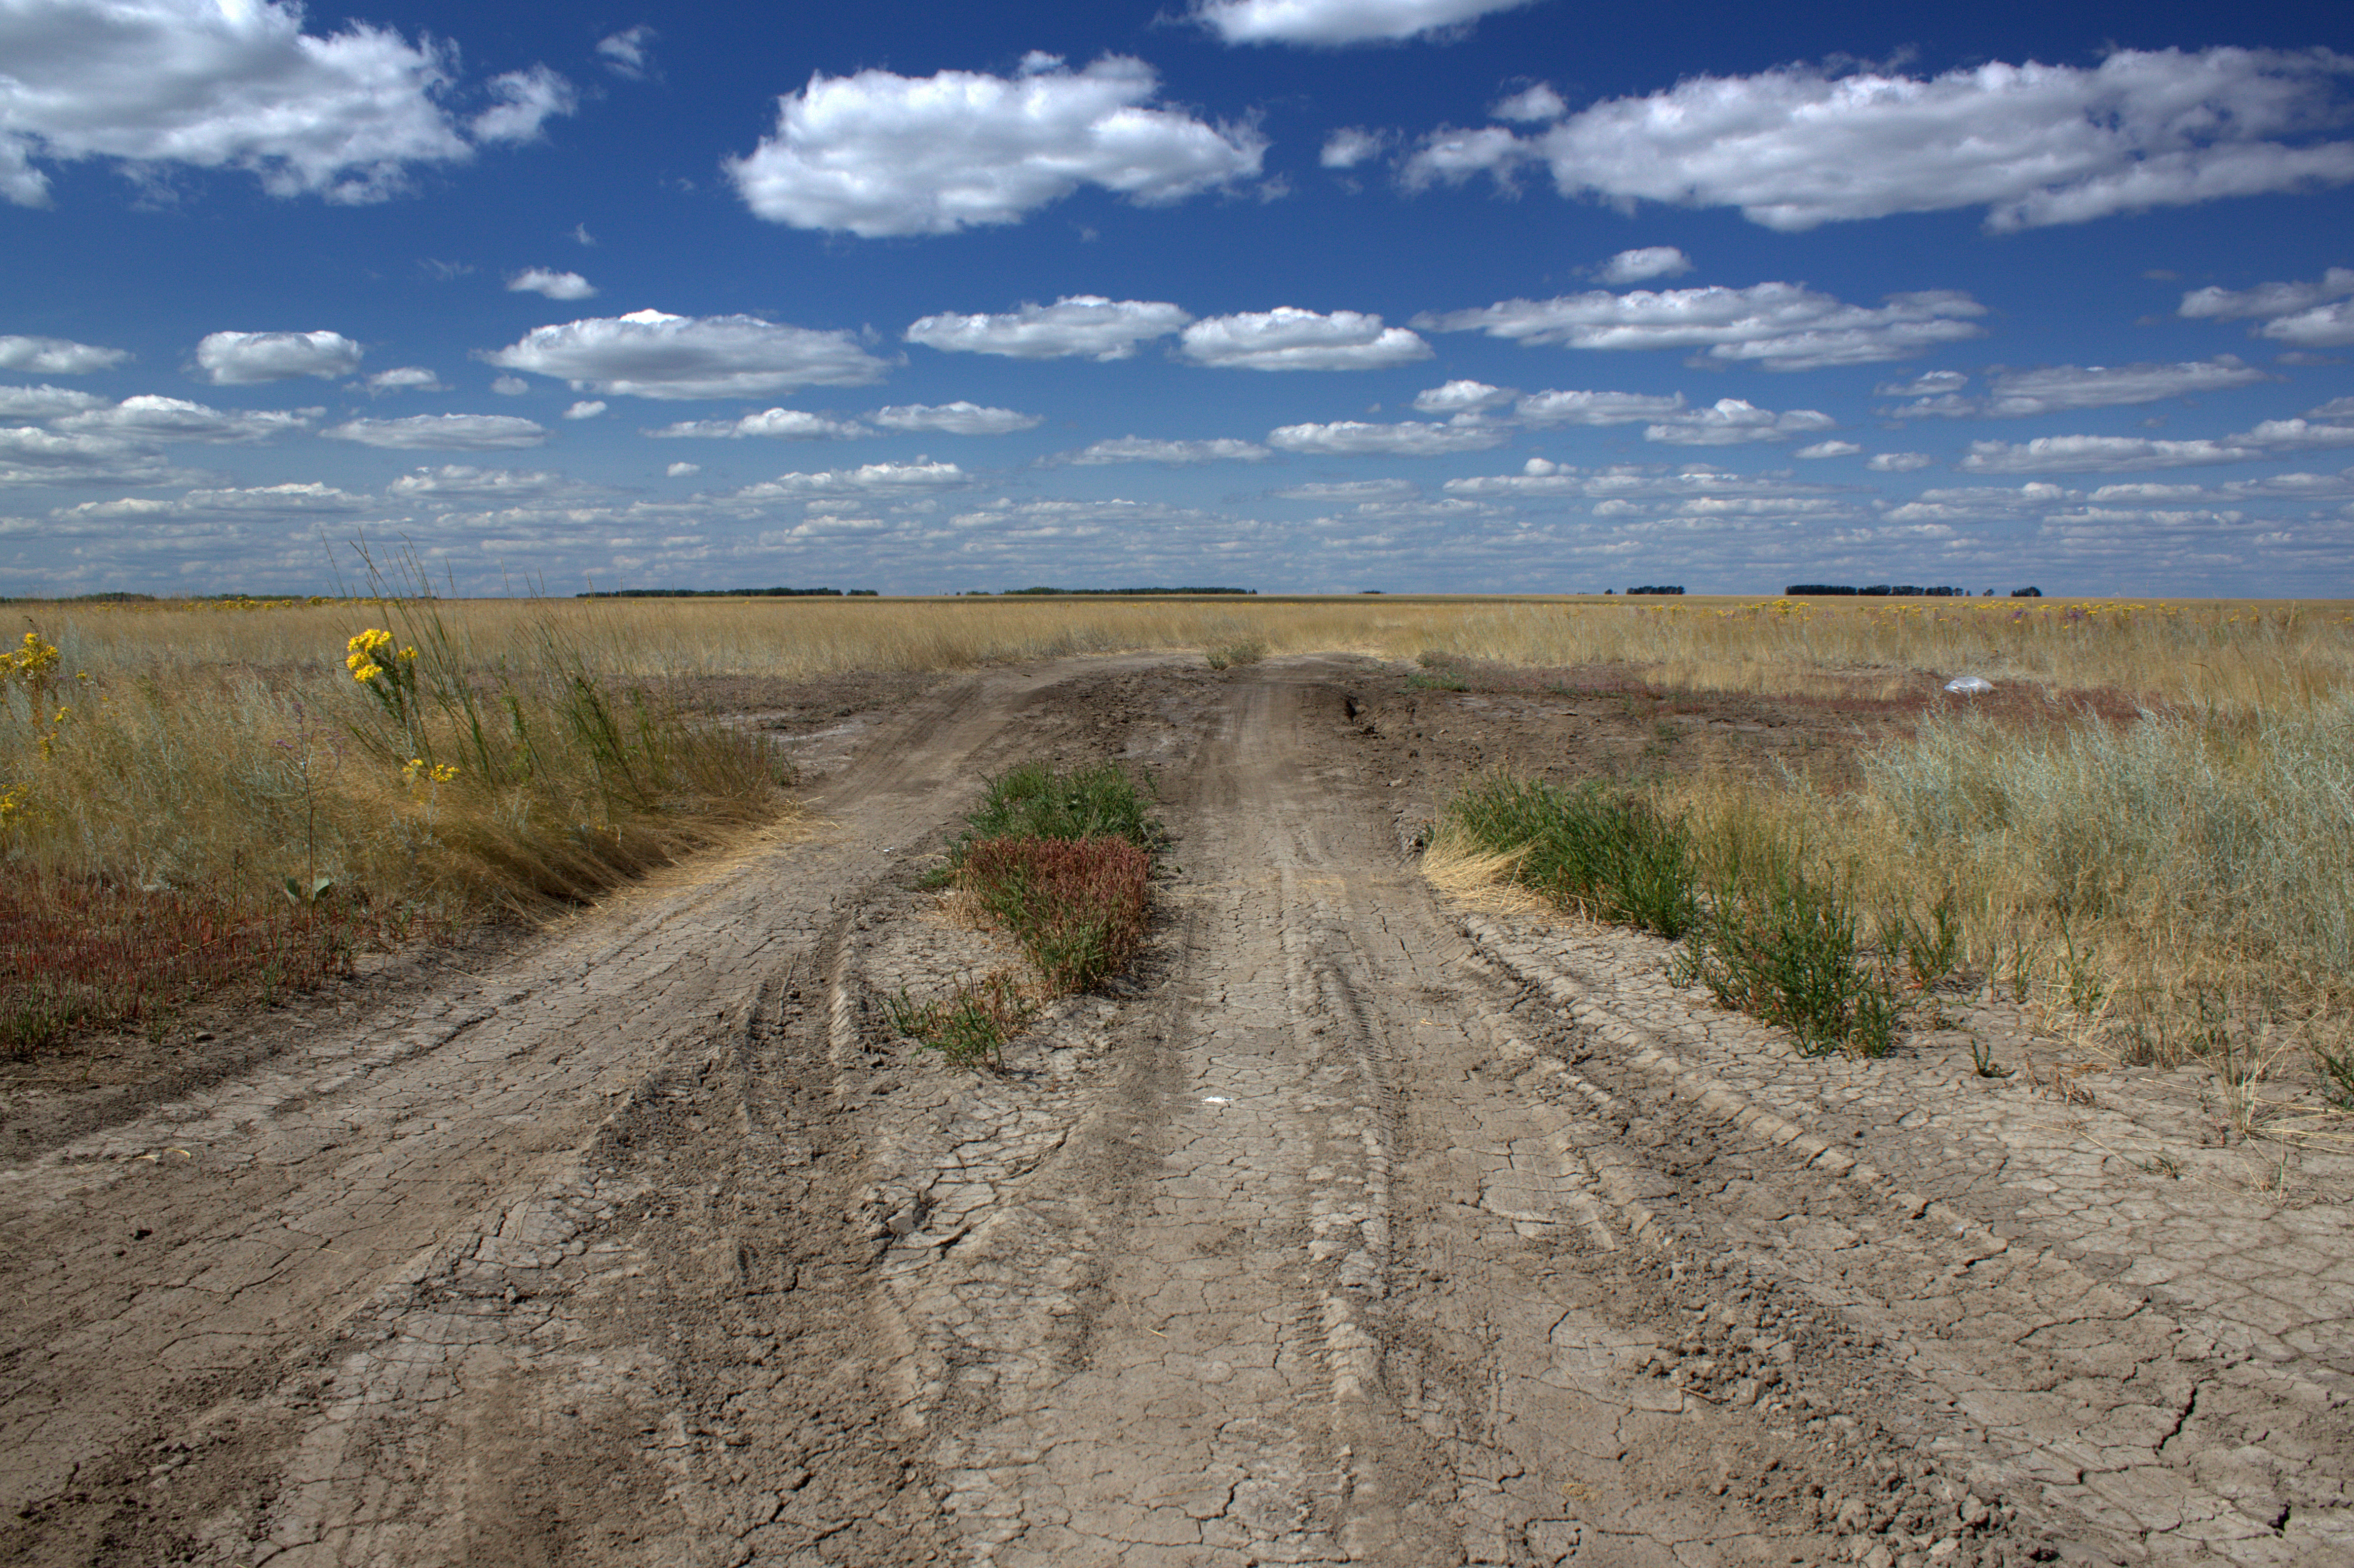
[
  {"xmin": 872, "ymin": 402, "xmax": 1041, "ymax": 435},
  {"xmin": 1192, "ymin": 0, "xmax": 1541, "ymax": 45},
  {"xmin": 484, "ymin": 309, "xmax": 888, "ymax": 399},
  {"xmin": 367, "ymin": 366, "xmax": 445, "ymax": 394},
  {"xmin": 1795, "ymin": 440, "xmax": 1861, "ymax": 459},
  {"xmin": 195, "ymin": 329, "xmax": 363, "ymax": 384},
  {"xmin": 729, "ymin": 460, "xmax": 968, "ymax": 500},
  {"xmin": 1429, "ymin": 48, "xmax": 2354, "ymax": 231},
  {"xmin": 1977, "ymin": 357, "xmax": 2272, "ymax": 416},
  {"xmin": 2178, "ymin": 267, "xmax": 2354, "ymax": 321},
  {"xmin": 1866, "ymin": 451, "xmax": 1936, "ymax": 472},
  {"xmin": 725, "ymin": 55, "xmax": 1263, "ymax": 237},
  {"xmin": 1877, "ymin": 371, "xmax": 1970, "ymax": 397},
  {"xmin": 1880, "ymin": 481, "xmax": 2075, "ymax": 522},
  {"xmin": 0, "ymin": 334, "xmax": 128, "ymax": 374},
  {"xmin": 1598, "ymin": 246, "xmax": 1691, "ymax": 284},
  {"xmin": 1957, "ymin": 435, "xmax": 2266, "ymax": 473},
  {"xmin": 1321, "ymin": 127, "xmax": 1386, "ymax": 168},
  {"xmin": 648, "ymin": 409, "xmax": 872, "ymax": 440},
  {"xmin": 563, "ymin": 400, "xmax": 606, "ymax": 420},
  {"xmin": 1515, "ymin": 387, "xmax": 1685, "ymax": 425},
  {"xmin": 1412, "ymin": 379, "xmax": 1516, "ymax": 415},
  {"xmin": 324, "ymin": 414, "xmax": 548, "ymax": 449},
  {"xmin": 1060, "ymin": 436, "xmax": 1272, "ymax": 464},
  {"xmin": 54, "ymin": 481, "xmax": 369, "ymax": 520},
  {"xmin": 509, "ymin": 268, "xmax": 598, "ymax": 300},
  {"xmin": 597, "ymin": 27, "xmax": 655, "ymax": 80},
  {"xmin": 470, "ymin": 66, "xmax": 574, "ymax": 146},
  {"xmin": 0, "ymin": 0, "xmax": 573, "ymax": 207},
  {"xmin": 386, "ymin": 465, "xmax": 579, "ymax": 502},
  {"xmin": 1273, "ymin": 478, "xmax": 1417, "ymax": 499},
  {"xmin": 1643, "ymin": 398, "xmax": 1834, "ymax": 445},
  {"xmin": 906, "ymin": 296, "xmax": 1192, "ymax": 361},
  {"xmin": 491, "ymin": 375, "xmax": 531, "ymax": 395},
  {"xmin": 2240, "ymin": 417, "xmax": 2354, "ymax": 451},
  {"xmin": 1417, "ymin": 283, "xmax": 1985, "ymax": 369},
  {"xmin": 665, "ymin": 461, "xmax": 700, "ymax": 478},
  {"xmin": 1179, "ymin": 308, "xmax": 1430, "ymax": 371},
  {"xmin": 1494, "ymin": 83, "xmax": 1566, "ymax": 122},
  {"xmin": 0, "ymin": 383, "xmax": 102, "ymax": 417},
  {"xmin": 0, "ymin": 424, "xmax": 182, "ymax": 485},
  {"xmin": 1266, "ymin": 418, "xmax": 1507, "ymax": 455},
  {"xmin": 56, "ymin": 395, "xmax": 313, "ymax": 442},
  {"xmin": 2258, "ymin": 303, "xmax": 2354, "ymax": 349}
]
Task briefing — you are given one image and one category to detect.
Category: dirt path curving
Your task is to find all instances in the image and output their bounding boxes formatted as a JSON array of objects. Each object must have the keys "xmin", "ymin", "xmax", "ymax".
[{"xmin": 1, "ymin": 654, "xmax": 2344, "ymax": 1568}]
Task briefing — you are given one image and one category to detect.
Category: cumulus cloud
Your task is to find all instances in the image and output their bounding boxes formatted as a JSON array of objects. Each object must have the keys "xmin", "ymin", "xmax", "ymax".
[
  {"xmin": 872, "ymin": 402, "xmax": 1041, "ymax": 435},
  {"xmin": 563, "ymin": 400, "xmax": 606, "ymax": 420},
  {"xmin": 1515, "ymin": 387, "xmax": 1685, "ymax": 425},
  {"xmin": 729, "ymin": 460, "xmax": 969, "ymax": 500},
  {"xmin": 1059, "ymin": 436, "xmax": 1272, "ymax": 464},
  {"xmin": 1794, "ymin": 440, "xmax": 1861, "ymax": 459},
  {"xmin": 597, "ymin": 26, "xmax": 655, "ymax": 80},
  {"xmin": 647, "ymin": 409, "xmax": 872, "ymax": 440},
  {"xmin": 385, "ymin": 465, "xmax": 579, "ymax": 502},
  {"xmin": 1178, "ymin": 308, "xmax": 1430, "ymax": 371},
  {"xmin": 905, "ymin": 297, "xmax": 1191, "ymax": 362},
  {"xmin": 1642, "ymin": 398, "xmax": 1834, "ymax": 446},
  {"xmin": 1416, "ymin": 283, "xmax": 1985, "ymax": 370},
  {"xmin": 367, "ymin": 366, "xmax": 445, "ymax": 394},
  {"xmin": 2240, "ymin": 416, "xmax": 2354, "ymax": 450},
  {"xmin": 509, "ymin": 268, "xmax": 597, "ymax": 300},
  {"xmin": 1273, "ymin": 478, "xmax": 1417, "ymax": 499},
  {"xmin": 0, "ymin": 424, "xmax": 182, "ymax": 485},
  {"xmin": 1192, "ymin": 0, "xmax": 1541, "ymax": 45},
  {"xmin": 725, "ymin": 55, "xmax": 1263, "ymax": 236},
  {"xmin": 1877, "ymin": 371, "xmax": 1970, "ymax": 398},
  {"xmin": 1321, "ymin": 127, "xmax": 1386, "ymax": 168},
  {"xmin": 1887, "ymin": 357, "xmax": 2275, "ymax": 418},
  {"xmin": 665, "ymin": 461, "xmax": 700, "ymax": 478},
  {"xmin": 195, "ymin": 330, "xmax": 363, "ymax": 384},
  {"xmin": 1266, "ymin": 418, "xmax": 1507, "ymax": 455},
  {"xmin": 1957, "ymin": 435, "xmax": 2267, "ymax": 473},
  {"xmin": 484, "ymin": 309, "xmax": 888, "ymax": 399},
  {"xmin": 1597, "ymin": 247, "xmax": 1691, "ymax": 284},
  {"xmin": 1866, "ymin": 451, "xmax": 1936, "ymax": 472},
  {"xmin": 1412, "ymin": 379, "xmax": 1516, "ymax": 415},
  {"xmin": 491, "ymin": 375, "xmax": 530, "ymax": 395},
  {"xmin": 0, "ymin": 334, "xmax": 128, "ymax": 374},
  {"xmin": 1404, "ymin": 48, "xmax": 2354, "ymax": 231},
  {"xmin": 0, "ymin": 383, "xmax": 102, "ymax": 418},
  {"xmin": 56, "ymin": 395, "xmax": 313, "ymax": 442},
  {"xmin": 54, "ymin": 481, "xmax": 370, "ymax": 520},
  {"xmin": 2178, "ymin": 267, "xmax": 2354, "ymax": 320},
  {"xmin": 1495, "ymin": 83, "xmax": 1567, "ymax": 122},
  {"xmin": 2255, "ymin": 303, "xmax": 2354, "ymax": 349},
  {"xmin": 324, "ymin": 413, "xmax": 548, "ymax": 449},
  {"xmin": 0, "ymin": 0, "xmax": 573, "ymax": 207}
]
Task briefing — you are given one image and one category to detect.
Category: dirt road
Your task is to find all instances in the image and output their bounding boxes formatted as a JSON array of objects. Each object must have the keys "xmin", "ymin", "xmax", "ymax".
[{"xmin": 1, "ymin": 657, "xmax": 2345, "ymax": 1567}]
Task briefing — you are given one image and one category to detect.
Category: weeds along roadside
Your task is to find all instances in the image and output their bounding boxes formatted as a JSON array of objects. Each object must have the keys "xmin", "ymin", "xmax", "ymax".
[
  {"xmin": 0, "ymin": 594, "xmax": 790, "ymax": 1056},
  {"xmin": 890, "ymin": 762, "xmax": 1161, "ymax": 1070},
  {"xmin": 1436, "ymin": 693, "xmax": 2354, "ymax": 1091}
]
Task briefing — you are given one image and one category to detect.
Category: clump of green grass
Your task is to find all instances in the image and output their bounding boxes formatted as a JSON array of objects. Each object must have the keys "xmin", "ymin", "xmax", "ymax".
[
  {"xmin": 1205, "ymin": 639, "xmax": 1266, "ymax": 670},
  {"xmin": 1678, "ymin": 846, "xmax": 1901, "ymax": 1058},
  {"xmin": 949, "ymin": 761, "xmax": 1160, "ymax": 861},
  {"xmin": 886, "ymin": 972, "xmax": 1031, "ymax": 1071},
  {"xmin": 1443, "ymin": 775, "xmax": 1699, "ymax": 938}
]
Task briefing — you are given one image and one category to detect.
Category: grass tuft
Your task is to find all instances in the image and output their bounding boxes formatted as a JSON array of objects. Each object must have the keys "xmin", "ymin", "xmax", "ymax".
[
  {"xmin": 1443, "ymin": 775, "xmax": 1699, "ymax": 938},
  {"xmin": 950, "ymin": 761, "xmax": 1160, "ymax": 861},
  {"xmin": 958, "ymin": 835, "xmax": 1152, "ymax": 995}
]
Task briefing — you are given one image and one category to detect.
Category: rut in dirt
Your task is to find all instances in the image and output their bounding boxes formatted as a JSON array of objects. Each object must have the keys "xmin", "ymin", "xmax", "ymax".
[{"xmin": 0, "ymin": 655, "xmax": 2338, "ymax": 1568}]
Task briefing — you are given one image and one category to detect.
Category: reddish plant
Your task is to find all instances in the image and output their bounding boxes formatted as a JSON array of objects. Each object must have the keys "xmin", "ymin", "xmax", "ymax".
[
  {"xmin": 957, "ymin": 834, "xmax": 1151, "ymax": 995},
  {"xmin": 0, "ymin": 875, "xmax": 366, "ymax": 1056}
]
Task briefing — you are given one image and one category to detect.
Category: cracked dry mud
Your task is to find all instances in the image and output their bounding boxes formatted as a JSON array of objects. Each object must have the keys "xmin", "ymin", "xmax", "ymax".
[{"xmin": 2, "ymin": 655, "xmax": 2347, "ymax": 1568}]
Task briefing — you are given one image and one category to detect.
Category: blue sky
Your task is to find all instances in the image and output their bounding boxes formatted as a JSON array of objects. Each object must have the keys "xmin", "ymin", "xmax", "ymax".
[{"xmin": 3, "ymin": 0, "xmax": 2352, "ymax": 597}]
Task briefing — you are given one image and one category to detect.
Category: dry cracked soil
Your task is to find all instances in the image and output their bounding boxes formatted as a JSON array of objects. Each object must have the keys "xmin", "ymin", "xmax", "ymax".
[{"xmin": 1, "ymin": 654, "xmax": 2348, "ymax": 1568}]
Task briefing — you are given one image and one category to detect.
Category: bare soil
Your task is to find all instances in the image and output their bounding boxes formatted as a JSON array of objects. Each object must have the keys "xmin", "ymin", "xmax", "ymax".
[{"xmin": 1, "ymin": 654, "xmax": 2345, "ymax": 1568}]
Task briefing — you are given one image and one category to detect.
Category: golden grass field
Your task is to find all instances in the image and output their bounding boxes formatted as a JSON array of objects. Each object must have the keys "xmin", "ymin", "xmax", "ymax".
[{"xmin": 4, "ymin": 589, "xmax": 2351, "ymax": 1097}]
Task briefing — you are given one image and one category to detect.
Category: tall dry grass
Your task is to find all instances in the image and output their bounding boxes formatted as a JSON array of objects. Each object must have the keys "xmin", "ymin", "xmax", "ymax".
[{"xmin": 25, "ymin": 593, "xmax": 2353, "ymax": 711}]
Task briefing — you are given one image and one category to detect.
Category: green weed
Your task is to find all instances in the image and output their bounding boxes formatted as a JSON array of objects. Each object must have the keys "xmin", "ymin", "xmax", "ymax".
[
  {"xmin": 949, "ymin": 762, "xmax": 1160, "ymax": 866},
  {"xmin": 1443, "ymin": 775, "xmax": 1699, "ymax": 938},
  {"xmin": 1205, "ymin": 640, "xmax": 1266, "ymax": 670},
  {"xmin": 885, "ymin": 972, "xmax": 1030, "ymax": 1071},
  {"xmin": 1679, "ymin": 845, "xmax": 1901, "ymax": 1058}
]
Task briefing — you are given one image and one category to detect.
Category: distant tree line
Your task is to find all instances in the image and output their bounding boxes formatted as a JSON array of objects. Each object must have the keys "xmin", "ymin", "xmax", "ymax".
[
  {"xmin": 575, "ymin": 587, "xmax": 878, "ymax": 598},
  {"xmin": 1627, "ymin": 585, "xmax": 1685, "ymax": 596},
  {"xmin": 986, "ymin": 586, "xmax": 1255, "ymax": 596},
  {"xmin": 1783, "ymin": 584, "xmax": 1970, "ymax": 597}
]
